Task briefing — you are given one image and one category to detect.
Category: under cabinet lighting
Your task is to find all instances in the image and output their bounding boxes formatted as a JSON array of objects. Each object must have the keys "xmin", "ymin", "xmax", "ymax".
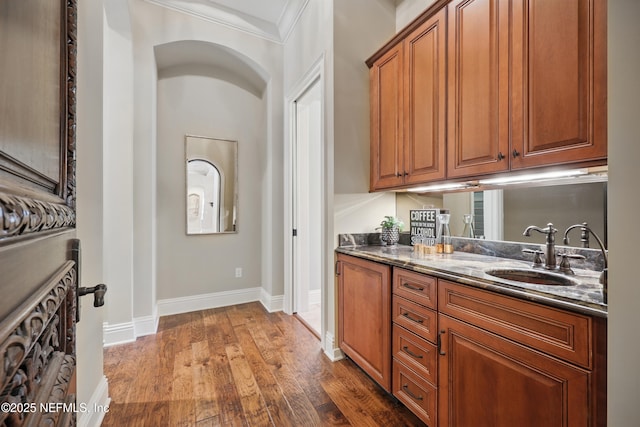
[
  {"xmin": 478, "ymin": 169, "xmax": 589, "ymax": 186},
  {"xmin": 407, "ymin": 183, "xmax": 468, "ymax": 192}
]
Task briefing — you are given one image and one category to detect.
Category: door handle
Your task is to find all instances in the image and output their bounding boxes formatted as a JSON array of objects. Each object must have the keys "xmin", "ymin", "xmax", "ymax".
[
  {"xmin": 79, "ymin": 284, "xmax": 107, "ymax": 307},
  {"xmin": 72, "ymin": 239, "xmax": 108, "ymax": 322}
]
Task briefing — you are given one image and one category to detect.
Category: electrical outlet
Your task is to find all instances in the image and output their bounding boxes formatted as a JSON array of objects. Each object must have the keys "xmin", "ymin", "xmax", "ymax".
[{"xmin": 235, "ymin": 267, "xmax": 242, "ymax": 278}]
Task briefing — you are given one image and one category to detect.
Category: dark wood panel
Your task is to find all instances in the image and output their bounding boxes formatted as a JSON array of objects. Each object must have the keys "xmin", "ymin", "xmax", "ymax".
[
  {"xmin": 0, "ymin": 0, "xmax": 76, "ymax": 200},
  {"xmin": 0, "ymin": 230, "xmax": 75, "ymax": 320}
]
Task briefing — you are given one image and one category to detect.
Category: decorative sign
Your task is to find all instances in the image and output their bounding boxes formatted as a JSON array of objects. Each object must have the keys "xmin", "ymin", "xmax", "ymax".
[{"xmin": 410, "ymin": 209, "xmax": 441, "ymax": 246}]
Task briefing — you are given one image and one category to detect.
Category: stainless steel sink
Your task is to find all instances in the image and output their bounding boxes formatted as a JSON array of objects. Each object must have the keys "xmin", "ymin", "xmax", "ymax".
[{"xmin": 485, "ymin": 268, "xmax": 579, "ymax": 286}]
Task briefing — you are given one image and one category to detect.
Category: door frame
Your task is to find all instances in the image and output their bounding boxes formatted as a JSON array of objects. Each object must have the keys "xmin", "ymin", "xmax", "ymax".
[{"xmin": 284, "ymin": 55, "xmax": 326, "ymax": 331}]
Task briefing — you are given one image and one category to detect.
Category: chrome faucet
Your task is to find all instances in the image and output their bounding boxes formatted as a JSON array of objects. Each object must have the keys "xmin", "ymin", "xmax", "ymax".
[
  {"xmin": 563, "ymin": 224, "xmax": 608, "ymax": 304},
  {"xmin": 523, "ymin": 223, "xmax": 558, "ymax": 270}
]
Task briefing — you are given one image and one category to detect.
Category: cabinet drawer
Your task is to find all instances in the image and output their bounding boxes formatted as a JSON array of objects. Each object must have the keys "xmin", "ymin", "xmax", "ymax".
[
  {"xmin": 393, "ymin": 324, "xmax": 438, "ymax": 385},
  {"xmin": 393, "ymin": 268, "xmax": 437, "ymax": 309},
  {"xmin": 392, "ymin": 296, "xmax": 437, "ymax": 343},
  {"xmin": 393, "ymin": 359, "xmax": 437, "ymax": 427},
  {"xmin": 438, "ymin": 280, "xmax": 592, "ymax": 368}
]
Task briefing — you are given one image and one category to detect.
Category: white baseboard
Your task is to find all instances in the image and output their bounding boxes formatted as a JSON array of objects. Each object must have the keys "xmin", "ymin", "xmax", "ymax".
[
  {"xmin": 323, "ymin": 331, "xmax": 344, "ymax": 361},
  {"xmin": 77, "ymin": 375, "xmax": 111, "ymax": 427},
  {"xmin": 308, "ymin": 289, "xmax": 321, "ymax": 306},
  {"xmin": 103, "ymin": 287, "xmax": 283, "ymax": 347},
  {"xmin": 260, "ymin": 288, "xmax": 284, "ymax": 312},
  {"xmin": 133, "ymin": 313, "xmax": 159, "ymax": 337},
  {"xmin": 157, "ymin": 286, "xmax": 263, "ymax": 317},
  {"xmin": 103, "ymin": 322, "xmax": 135, "ymax": 347}
]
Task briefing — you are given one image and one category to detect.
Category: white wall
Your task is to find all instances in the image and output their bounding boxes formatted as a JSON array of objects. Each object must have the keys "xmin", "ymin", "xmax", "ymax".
[
  {"xmin": 396, "ymin": 0, "xmax": 437, "ymax": 30},
  {"xmin": 103, "ymin": 0, "xmax": 135, "ymax": 327},
  {"xmin": 333, "ymin": 0, "xmax": 399, "ymax": 237},
  {"xmin": 283, "ymin": 0, "xmax": 334, "ymax": 352},
  {"xmin": 76, "ymin": 0, "xmax": 110, "ymax": 425},
  {"xmin": 156, "ymin": 75, "xmax": 263, "ymax": 299},
  {"xmin": 608, "ymin": 0, "xmax": 640, "ymax": 424},
  {"xmin": 110, "ymin": 0, "xmax": 285, "ymax": 330},
  {"xmin": 283, "ymin": 0, "xmax": 398, "ymax": 356}
]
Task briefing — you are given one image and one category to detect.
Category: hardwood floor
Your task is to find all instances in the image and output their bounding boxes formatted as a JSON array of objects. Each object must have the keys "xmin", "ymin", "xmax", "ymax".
[{"xmin": 102, "ymin": 302, "xmax": 425, "ymax": 426}]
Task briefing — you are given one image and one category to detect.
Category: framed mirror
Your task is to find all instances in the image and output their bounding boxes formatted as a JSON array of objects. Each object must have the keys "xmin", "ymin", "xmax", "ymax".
[{"xmin": 185, "ymin": 135, "xmax": 238, "ymax": 234}]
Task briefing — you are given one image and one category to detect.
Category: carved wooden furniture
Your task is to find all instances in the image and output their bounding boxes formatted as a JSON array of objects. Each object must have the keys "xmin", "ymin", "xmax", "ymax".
[{"xmin": 1, "ymin": 0, "xmax": 81, "ymax": 426}]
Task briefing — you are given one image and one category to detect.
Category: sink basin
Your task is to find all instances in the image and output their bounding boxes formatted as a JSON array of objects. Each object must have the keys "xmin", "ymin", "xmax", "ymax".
[{"xmin": 485, "ymin": 268, "xmax": 579, "ymax": 286}]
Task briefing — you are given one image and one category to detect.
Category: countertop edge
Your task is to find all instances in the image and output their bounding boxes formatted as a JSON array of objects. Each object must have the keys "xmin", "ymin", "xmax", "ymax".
[{"xmin": 336, "ymin": 246, "xmax": 608, "ymax": 319}]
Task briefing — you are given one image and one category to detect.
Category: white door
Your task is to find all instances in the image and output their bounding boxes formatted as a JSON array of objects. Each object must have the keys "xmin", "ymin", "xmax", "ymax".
[{"xmin": 293, "ymin": 78, "xmax": 322, "ymax": 334}]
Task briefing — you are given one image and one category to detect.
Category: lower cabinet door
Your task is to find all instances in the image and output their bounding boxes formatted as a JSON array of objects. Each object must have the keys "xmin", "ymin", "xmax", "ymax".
[
  {"xmin": 393, "ymin": 360, "xmax": 437, "ymax": 426},
  {"xmin": 438, "ymin": 314, "xmax": 590, "ymax": 427},
  {"xmin": 337, "ymin": 254, "xmax": 391, "ymax": 391}
]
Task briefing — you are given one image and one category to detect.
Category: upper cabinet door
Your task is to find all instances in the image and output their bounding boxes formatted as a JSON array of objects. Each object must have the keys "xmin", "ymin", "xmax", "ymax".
[
  {"xmin": 511, "ymin": 0, "xmax": 607, "ymax": 169},
  {"xmin": 404, "ymin": 9, "xmax": 447, "ymax": 185},
  {"xmin": 370, "ymin": 45, "xmax": 404, "ymax": 190},
  {"xmin": 447, "ymin": 0, "xmax": 510, "ymax": 179}
]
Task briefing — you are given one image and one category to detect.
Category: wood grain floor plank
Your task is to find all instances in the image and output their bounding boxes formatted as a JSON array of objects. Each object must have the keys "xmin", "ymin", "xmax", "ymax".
[
  {"xmin": 207, "ymin": 345, "xmax": 246, "ymax": 427},
  {"xmin": 191, "ymin": 340, "xmax": 220, "ymax": 423},
  {"xmin": 103, "ymin": 302, "xmax": 426, "ymax": 427},
  {"xmin": 225, "ymin": 342, "xmax": 273, "ymax": 426},
  {"xmin": 233, "ymin": 324, "xmax": 298, "ymax": 427},
  {"xmin": 170, "ymin": 348, "xmax": 196, "ymax": 426}
]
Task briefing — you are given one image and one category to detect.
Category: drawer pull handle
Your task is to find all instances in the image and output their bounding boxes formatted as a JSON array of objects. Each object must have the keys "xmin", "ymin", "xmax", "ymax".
[
  {"xmin": 402, "ymin": 312, "xmax": 424, "ymax": 324},
  {"xmin": 438, "ymin": 330, "xmax": 446, "ymax": 356},
  {"xmin": 402, "ymin": 282, "xmax": 424, "ymax": 291},
  {"xmin": 402, "ymin": 346, "xmax": 424, "ymax": 359},
  {"xmin": 402, "ymin": 384, "xmax": 424, "ymax": 401}
]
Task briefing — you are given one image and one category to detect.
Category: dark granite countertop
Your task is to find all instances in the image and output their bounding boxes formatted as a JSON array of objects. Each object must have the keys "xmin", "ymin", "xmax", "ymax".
[{"xmin": 336, "ymin": 244, "xmax": 607, "ymax": 318}]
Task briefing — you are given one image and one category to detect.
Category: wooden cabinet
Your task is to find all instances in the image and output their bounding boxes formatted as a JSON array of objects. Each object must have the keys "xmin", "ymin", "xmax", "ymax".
[
  {"xmin": 370, "ymin": 44, "xmax": 404, "ymax": 190},
  {"xmin": 510, "ymin": 0, "xmax": 607, "ymax": 169},
  {"xmin": 438, "ymin": 314, "xmax": 590, "ymax": 427},
  {"xmin": 438, "ymin": 280, "xmax": 607, "ymax": 427},
  {"xmin": 369, "ymin": 0, "xmax": 607, "ymax": 186},
  {"xmin": 337, "ymin": 254, "xmax": 392, "ymax": 391},
  {"xmin": 447, "ymin": 0, "xmax": 607, "ymax": 179},
  {"xmin": 337, "ymin": 253, "xmax": 606, "ymax": 426},
  {"xmin": 391, "ymin": 268, "xmax": 438, "ymax": 425},
  {"xmin": 370, "ymin": 9, "xmax": 447, "ymax": 190},
  {"xmin": 446, "ymin": 0, "xmax": 511, "ymax": 178}
]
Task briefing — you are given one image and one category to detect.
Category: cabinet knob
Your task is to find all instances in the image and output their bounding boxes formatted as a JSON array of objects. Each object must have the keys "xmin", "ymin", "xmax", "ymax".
[
  {"xmin": 397, "ymin": 172, "xmax": 402, "ymax": 177},
  {"xmin": 512, "ymin": 149, "xmax": 520, "ymax": 158},
  {"xmin": 497, "ymin": 152, "xmax": 505, "ymax": 161}
]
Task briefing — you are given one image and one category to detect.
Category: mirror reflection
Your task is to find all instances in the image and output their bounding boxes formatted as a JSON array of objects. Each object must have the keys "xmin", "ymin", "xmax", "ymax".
[
  {"xmin": 396, "ymin": 181, "xmax": 607, "ymax": 248},
  {"xmin": 186, "ymin": 135, "xmax": 237, "ymax": 234}
]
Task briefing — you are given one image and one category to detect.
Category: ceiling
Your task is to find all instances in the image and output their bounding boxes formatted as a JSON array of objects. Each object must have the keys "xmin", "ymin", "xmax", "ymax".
[{"xmin": 145, "ymin": 0, "xmax": 310, "ymax": 43}]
